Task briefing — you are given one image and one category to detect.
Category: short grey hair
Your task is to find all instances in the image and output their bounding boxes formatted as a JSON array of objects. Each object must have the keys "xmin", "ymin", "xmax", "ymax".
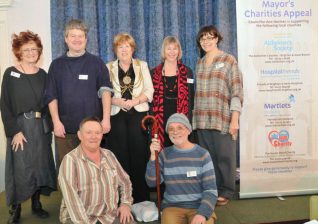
[{"xmin": 64, "ymin": 19, "xmax": 88, "ymax": 37}]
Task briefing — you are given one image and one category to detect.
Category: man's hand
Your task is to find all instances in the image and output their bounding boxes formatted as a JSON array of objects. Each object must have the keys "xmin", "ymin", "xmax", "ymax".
[
  {"xmin": 117, "ymin": 204, "xmax": 134, "ymax": 224},
  {"xmin": 11, "ymin": 132, "xmax": 27, "ymax": 151},
  {"xmin": 191, "ymin": 214, "xmax": 207, "ymax": 224},
  {"xmin": 101, "ymin": 118, "xmax": 111, "ymax": 134},
  {"xmin": 53, "ymin": 120, "xmax": 66, "ymax": 138},
  {"xmin": 149, "ymin": 138, "xmax": 161, "ymax": 161}
]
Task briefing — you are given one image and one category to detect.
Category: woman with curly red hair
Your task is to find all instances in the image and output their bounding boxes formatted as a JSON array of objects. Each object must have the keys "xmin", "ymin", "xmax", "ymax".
[{"xmin": 0, "ymin": 31, "xmax": 56, "ymax": 223}]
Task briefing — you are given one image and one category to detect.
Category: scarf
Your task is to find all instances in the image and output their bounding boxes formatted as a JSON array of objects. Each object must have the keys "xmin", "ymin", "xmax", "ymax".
[{"xmin": 152, "ymin": 61, "xmax": 189, "ymax": 148}]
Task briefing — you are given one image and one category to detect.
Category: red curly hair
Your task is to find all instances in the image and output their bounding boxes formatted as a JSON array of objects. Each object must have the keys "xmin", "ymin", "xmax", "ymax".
[{"xmin": 12, "ymin": 30, "xmax": 43, "ymax": 62}]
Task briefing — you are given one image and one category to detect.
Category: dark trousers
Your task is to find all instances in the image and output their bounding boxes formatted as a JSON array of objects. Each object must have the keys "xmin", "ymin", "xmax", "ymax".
[
  {"xmin": 106, "ymin": 110, "xmax": 150, "ymax": 203},
  {"xmin": 55, "ymin": 134, "xmax": 80, "ymax": 169},
  {"xmin": 197, "ymin": 129, "xmax": 236, "ymax": 199}
]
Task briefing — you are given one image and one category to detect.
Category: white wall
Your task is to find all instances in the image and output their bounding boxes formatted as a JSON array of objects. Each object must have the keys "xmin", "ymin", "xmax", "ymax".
[{"xmin": 0, "ymin": 0, "xmax": 51, "ymax": 192}]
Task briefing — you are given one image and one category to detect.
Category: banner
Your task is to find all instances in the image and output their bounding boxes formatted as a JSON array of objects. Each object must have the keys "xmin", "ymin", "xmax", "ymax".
[{"xmin": 237, "ymin": 0, "xmax": 318, "ymax": 198}]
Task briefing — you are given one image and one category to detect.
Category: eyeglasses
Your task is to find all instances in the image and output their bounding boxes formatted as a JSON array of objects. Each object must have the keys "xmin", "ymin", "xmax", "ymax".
[
  {"xmin": 167, "ymin": 126, "xmax": 187, "ymax": 134},
  {"xmin": 199, "ymin": 36, "xmax": 215, "ymax": 43},
  {"xmin": 21, "ymin": 48, "xmax": 39, "ymax": 54}
]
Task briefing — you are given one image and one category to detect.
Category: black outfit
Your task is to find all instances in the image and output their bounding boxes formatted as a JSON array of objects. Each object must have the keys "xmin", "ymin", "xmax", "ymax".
[
  {"xmin": 150, "ymin": 63, "xmax": 195, "ymax": 147},
  {"xmin": 106, "ymin": 64, "xmax": 150, "ymax": 203},
  {"xmin": 162, "ymin": 76, "xmax": 178, "ymax": 146},
  {"xmin": 0, "ymin": 67, "xmax": 56, "ymax": 207}
]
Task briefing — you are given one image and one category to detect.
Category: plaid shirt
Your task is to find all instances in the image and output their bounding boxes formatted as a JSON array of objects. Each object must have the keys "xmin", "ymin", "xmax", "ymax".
[
  {"xmin": 193, "ymin": 52, "xmax": 243, "ymax": 133},
  {"xmin": 58, "ymin": 146, "xmax": 133, "ymax": 224}
]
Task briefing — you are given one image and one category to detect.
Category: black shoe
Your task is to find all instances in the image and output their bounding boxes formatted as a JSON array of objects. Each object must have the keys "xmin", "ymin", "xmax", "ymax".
[
  {"xmin": 31, "ymin": 191, "xmax": 49, "ymax": 219},
  {"xmin": 32, "ymin": 207, "xmax": 49, "ymax": 218},
  {"xmin": 7, "ymin": 204, "xmax": 21, "ymax": 224}
]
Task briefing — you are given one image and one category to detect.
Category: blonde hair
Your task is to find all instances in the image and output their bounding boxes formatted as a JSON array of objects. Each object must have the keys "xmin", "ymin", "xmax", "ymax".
[
  {"xmin": 112, "ymin": 33, "xmax": 136, "ymax": 53},
  {"xmin": 160, "ymin": 36, "xmax": 182, "ymax": 61}
]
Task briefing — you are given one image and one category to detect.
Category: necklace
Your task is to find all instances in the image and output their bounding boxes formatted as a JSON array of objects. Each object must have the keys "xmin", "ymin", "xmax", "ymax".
[
  {"xmin": 162, "ymin": 67, "xmax": 178, "ymax": 93},
  {"xmin": 120, "ymin": 61, "xmax": 132, "ymax": 85},
  {"xmin": 122, "ymin": 72, "xmax": 132, "ymax": 85},
  {"xmin": 20, "ymin": 64, "xmax": 37, "ymax": 74},
  {"xmin": 110, "ymin": 62, "xmax": 144, "ymax": 96},
  {"xmin": 163, "ymin": 76, "xmax": 178, "ymax": 93},
  {"xmin": 20, "ymin": 64, "xmax": 26, "ymax": 73}
]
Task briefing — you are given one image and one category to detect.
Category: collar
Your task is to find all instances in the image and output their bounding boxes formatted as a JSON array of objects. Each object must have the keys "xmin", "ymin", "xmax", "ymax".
[{"xmin": 76, "ymin": 146, "xmax": 115, "ymax": 170}]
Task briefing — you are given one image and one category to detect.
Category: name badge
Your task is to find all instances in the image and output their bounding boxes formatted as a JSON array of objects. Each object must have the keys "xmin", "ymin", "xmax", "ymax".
[
  {"xmin": 187, "ymin": 170, "xmax": 197, "ymax": 178},
  {"xmin": 187, "ymin": 78, "xmax": 194, "ymax": 84},
  {"xmin": 79, "ymin": 74, "xmax": 88, "ymax": 80},
  {"xmin": 215, "ymin": 63, "xmax": 224, "ymax": 69},
  {"xmin": 10, "ymin": 71, "xmax": 21, "ymax": 78}
]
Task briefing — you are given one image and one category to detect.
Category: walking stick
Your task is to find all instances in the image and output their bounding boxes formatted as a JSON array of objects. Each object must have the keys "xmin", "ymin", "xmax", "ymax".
[{"xmin": 141, "ymin": 115, "xmax": 161, "ymax": 219}]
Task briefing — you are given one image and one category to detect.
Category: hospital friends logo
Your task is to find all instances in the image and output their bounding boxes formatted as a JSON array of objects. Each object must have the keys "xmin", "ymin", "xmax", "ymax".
[{"xmin": 268, "ymin": 130, "xmax": 292, "ymax": 147}]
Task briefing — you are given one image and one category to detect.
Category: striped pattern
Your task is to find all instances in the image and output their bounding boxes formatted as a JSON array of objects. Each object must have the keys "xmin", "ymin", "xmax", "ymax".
[
  {"xmin": 193, "ymin": 52, "xmax": 243, "ymax": 133},
  {"xmin": 58, "ymin": 146, "xmax": 133, "ymax": 224},
  {"xmin": 145, "ymin": 145, "xmax": 217, "ymax": 219}
]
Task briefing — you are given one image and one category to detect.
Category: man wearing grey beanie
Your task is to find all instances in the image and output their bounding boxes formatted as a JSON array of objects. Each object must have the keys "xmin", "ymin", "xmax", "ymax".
[
  {"xmin": 165, "ymin": 113, "xmax": 192, "ymax": 133},
  {"xmin": 145, "ymin": 113, "xmax": 218, "ymax": 224}
]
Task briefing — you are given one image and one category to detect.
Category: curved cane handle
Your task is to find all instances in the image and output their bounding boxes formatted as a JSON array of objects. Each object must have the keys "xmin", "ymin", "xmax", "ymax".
[{"xmin": 141, "ymin": 115, "xmax": 159, "ymax": 138}]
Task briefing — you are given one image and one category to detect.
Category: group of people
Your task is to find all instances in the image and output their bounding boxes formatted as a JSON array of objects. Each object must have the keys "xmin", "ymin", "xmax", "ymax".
[{"xmin": 0, "ymin": 19, "xmax": 243, "ymax": 224}]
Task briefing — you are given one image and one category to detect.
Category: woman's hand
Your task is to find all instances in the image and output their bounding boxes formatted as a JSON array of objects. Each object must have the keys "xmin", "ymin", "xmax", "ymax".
[
  {"xmin": 113, "ymin": 98, "xmax": 129, "ymax": 111},
  {"xmin": 122, "ymin": 98, "xmax": 140, "ymax": 110},
  {"xmin": 11, "ymin": 132, "xmax": 27, "ymax": 152},
  {"xmin": 113, "ymin": 96, "xmax": 144, "ymax": 111},
  {"xmin": 149, "ymin": 138, "xmax": 161, "ymax": 161},
  {"xmin": 229, "ymin": 111, "xmax": 240, "ymax": 140}
]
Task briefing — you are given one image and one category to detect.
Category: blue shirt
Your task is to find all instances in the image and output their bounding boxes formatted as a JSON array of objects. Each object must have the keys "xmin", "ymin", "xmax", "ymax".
[
  {"xmin": 145, "ymin": 144, "xmax": 217, "ymax": 219},
  {"xmin": 44, "ymin": 52, "xmax": 112, "ymax": 133}
]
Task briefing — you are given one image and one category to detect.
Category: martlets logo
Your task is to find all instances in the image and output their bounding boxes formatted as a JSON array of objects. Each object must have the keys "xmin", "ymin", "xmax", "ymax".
[{"xmin": 268, "ymin": 130, "xmax": 292, "ymax": 147}]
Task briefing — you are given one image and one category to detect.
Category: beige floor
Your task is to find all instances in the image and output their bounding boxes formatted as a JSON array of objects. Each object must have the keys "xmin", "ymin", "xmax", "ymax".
[{"xmin": 0, "ymin": 190, "xmax": 312, "ymax": 224}]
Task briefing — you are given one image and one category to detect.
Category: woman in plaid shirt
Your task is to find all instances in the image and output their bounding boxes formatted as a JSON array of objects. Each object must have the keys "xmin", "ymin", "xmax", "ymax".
[{"xmin": 193, "ymin": 25, "xmax": 243, "ymax": 206}]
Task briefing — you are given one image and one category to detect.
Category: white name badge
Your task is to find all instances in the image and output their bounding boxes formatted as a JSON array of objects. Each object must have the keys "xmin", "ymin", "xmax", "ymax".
[
  {"xmin": 187, "ymin": 170, "xmax": 197, "ymax": 178},
  {"xmin": 10, "ymin": 71, "xmax": 21, "ymax": 78},
  {"xmin": 215, "ymin": 63, "xmax": 224, "ymax": 69},
  {"xmin": 187, "ymin": 78, "xmax": 194, "ymax": 84},
  {"xmin": 78, "ymin": 74, "xmax": 88, "ymax": 80}
]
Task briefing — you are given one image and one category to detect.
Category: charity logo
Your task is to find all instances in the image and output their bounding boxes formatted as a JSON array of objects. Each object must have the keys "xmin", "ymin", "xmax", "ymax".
[
  {"xmin": 268, "ymin": 130, "xmax": 292, "ymax": 147},
  {"xmin": 288, "ymin": 94, "xmax": 295, "ymax": 103},
  {"xmin": 263, "ymin": 95, "xmax": 295, "ymax": 116}
]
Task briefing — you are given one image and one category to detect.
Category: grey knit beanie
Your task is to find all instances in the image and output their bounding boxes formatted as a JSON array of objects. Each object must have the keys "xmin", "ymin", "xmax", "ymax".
[{"xmin": 165, "ymin": 113, "xmax": 192, "ymax": 133}]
